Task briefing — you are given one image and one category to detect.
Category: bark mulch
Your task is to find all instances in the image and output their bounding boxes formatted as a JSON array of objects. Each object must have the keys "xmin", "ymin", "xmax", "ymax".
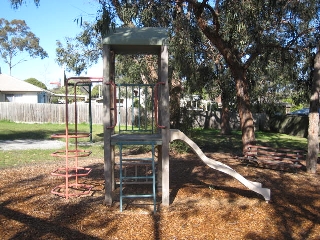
[{"xmin": 0, "ymin": 151, "xmax": 319, "ymax": 240}]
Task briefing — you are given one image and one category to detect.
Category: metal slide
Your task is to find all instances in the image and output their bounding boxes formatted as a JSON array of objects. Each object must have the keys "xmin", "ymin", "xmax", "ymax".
[{"xmin": 170, "ymin": 129, "xmax": 271, "ymax": 202}]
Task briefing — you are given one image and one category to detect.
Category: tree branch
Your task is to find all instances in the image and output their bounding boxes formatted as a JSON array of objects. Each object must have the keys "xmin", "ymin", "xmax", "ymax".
[
  {"xmin": 11, "ymin": 58, "xmax": 27, "ymax": 69},
  {"xmin": 185, "ymin": 0, "xmax": 220, "ymax": 34}
]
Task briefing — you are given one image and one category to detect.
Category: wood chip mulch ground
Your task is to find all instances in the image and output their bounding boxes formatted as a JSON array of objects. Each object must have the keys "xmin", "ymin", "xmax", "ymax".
[{"xmin": 0, "ymin": 151, "xmax": 319, "ymax": 240}]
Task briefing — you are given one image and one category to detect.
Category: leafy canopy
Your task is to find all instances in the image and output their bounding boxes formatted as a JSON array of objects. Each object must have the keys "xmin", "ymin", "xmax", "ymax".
[
  {"xmin": 9, "ymin": 0, "xmax": 40, "ymax": 9},
  {"xmin": 24, "ymin": 77, "xmax": 47, "ymax": 90},
  {"xmin": 0, "ymin": 18, "xmax": 48, "ymax": 75},
  {"xmin": 55, "ymin": 22, "xmax": 101, "ymax": 75}
]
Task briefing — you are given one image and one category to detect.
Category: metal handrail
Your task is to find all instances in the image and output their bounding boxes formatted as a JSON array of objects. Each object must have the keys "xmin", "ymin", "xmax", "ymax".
[
  {"xmin": 154, "ymin": 82, "xmax": 166, "ymax": 129},
  {"xmin": 105, "ymin": 81, "xmax": 117, "ymax": 129}
]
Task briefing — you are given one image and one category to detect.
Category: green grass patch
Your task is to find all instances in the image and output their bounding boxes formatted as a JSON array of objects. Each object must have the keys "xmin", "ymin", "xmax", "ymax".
[
  {"xmin": 255, "ymin": 131, "xmax": 307, "ymax": 150},
  {"xmin": 0, "ymin": 144, "xmax": 105, "ymax": 169},
  {"xmin": 0, "ymin": 121, "xmax": 308, "ymax": 168},
  {"xmin": 0, "ymin": 120, "xmax": 104, "ymax": 142},
  {"xmin": 179, "ymin": 128, "xmax": 307, "ymax": 155},
  {"xmin": 0, "ymin": 121, "xmax": 105, "ymax": 168}
]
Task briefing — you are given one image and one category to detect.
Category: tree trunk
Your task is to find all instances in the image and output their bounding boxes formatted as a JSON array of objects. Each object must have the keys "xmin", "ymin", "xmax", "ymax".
[
  {"xmin": 220, "ymin": 90, "xmax": 231, "ymax": 135},
  {"xmin": 233, "ymin": 67, "xmax": 256, "ymax": 152},
  {"xmin": 203, "ymin": 109, "xmax": 211, "ymax": 129},
  {"xmin": 170, "ymin": 85, "xmax": 182, "ymax": 129},
  {"xmin": 191, "ymin": 2, "xmax": 255, "ymax": 151},
  {"xmin": 307, "ymin": 44, "xmax": 320, "ymax": 173}
]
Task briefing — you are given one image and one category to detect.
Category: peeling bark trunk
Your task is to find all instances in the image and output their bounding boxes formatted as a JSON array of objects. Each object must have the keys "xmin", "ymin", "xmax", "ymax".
[
  {"xmin": 307, "ymin": 113, "xmax": 318, "ymax": 173},
  {"xmin": 233, "ymin": 67, "xmax": 256, "ymax": 152},
  {"xmin": 307, "ymin": 44, "xmax": 320, "ymax": 174}
]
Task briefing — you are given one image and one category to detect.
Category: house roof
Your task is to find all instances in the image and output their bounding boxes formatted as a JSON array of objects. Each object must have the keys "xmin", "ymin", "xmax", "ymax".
[{"xmin": 0, "ymin": 73, "xmax": 47, "ymax": 92}]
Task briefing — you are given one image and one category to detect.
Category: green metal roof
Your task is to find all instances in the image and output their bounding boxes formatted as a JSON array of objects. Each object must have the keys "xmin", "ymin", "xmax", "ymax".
[{"xmin": 102, "ymin": 27, "xmax": 168, "ymax": 54}]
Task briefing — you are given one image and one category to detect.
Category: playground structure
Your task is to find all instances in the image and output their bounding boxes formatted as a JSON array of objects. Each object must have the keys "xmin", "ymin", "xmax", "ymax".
[
  {"xmin": 50, "ymin": 76, "xmax": 102, "ymax": 199},
  {"xmin": 102, "ymin": 28, "xmax": 270, "ymax": 211}
]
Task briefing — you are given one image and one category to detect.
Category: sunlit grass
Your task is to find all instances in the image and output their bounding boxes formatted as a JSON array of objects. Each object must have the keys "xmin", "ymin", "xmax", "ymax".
[
  {"xmin": 0, "ymin": 120, "xmax": 104, "ymax": 142},
  {"xmin": 188, "ymin": 128, "xmax": 307, "ymax": 155},
  {"xmin": 255, "ymin": 131, "xmax": 307, "ymax": 149},
  {"xmin": 0, "ymin": 121, "xmax": 308, "ymax": 168}
]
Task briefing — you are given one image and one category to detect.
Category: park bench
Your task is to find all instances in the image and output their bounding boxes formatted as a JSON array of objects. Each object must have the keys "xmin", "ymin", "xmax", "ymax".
[{"xmin": 238, "ymin": 144, "xmax": 306, "ymax": 172}]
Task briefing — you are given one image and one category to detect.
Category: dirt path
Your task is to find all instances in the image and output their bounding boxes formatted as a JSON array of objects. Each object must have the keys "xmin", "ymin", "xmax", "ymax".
[{"xmin": 0, "ymin": 139, "xmax": 65, "ymax": 150}]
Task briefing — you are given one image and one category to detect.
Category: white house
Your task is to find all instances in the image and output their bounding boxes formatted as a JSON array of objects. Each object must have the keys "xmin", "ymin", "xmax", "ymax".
[{"xmin": 0, "ymin": 73, "xmax": 52, "ymax": 103}]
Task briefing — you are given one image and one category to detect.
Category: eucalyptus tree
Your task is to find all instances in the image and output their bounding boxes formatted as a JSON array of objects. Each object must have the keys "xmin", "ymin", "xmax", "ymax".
[
  {"xmin": 106, "ymin": 0, "xmax": 320, "ymax": 151},
  {"xmin": 109, "ymin": 1, "xmax": 231, "ymax": 132},
  {"xmin": 181, "ymin": 0, "xmax": 320, "ymax": 151},
  {"xmin": 55, "ymin": 22, "xmax": 102, "ymax": 75},
  {"xmin": 0, "ymin": 18, "xmax": 48, "ymax": 75},
  {"xmin": 12, "ymin": 0, "xmax": 320, "ymax": 166},
  {"xmin": 248, "ymin": 49, "xmax": 299, "ymax": 115}
]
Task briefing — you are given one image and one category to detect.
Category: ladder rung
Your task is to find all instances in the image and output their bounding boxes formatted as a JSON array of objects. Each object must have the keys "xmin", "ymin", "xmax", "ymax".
[
  {"xmin": 122, "ymin": 176, "xmax": 154, "ymax": 180},
  {"xmin": 121, "ymin": 157, "xmax": 154, "ymax": 161},
  {"xmin": 117, "ymin": 162, "xmax": 154, "ymax": 166},
  {"xmin": 116, "ymin": 181, "xmax": 154, "ymax": 185},
  {"xmin": 122, "ymin": 194, "xmax": 155, "ymax": 198}
]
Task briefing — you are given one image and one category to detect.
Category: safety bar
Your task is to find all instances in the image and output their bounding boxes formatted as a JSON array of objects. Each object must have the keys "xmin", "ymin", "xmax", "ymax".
[
  {"xmin": 67, "ymin": 76, "xmax": 103, "ymax": 81},
  {"xmin": 105, "ymin": 82, "xmax": 117, "ymax": 129},
  {"xmin": 154, "ymin": 82, "xmax": 166, "ymax": 129}
]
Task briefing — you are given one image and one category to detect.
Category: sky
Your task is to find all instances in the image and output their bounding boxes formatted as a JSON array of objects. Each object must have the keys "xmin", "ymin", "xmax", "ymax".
[{"xmin": 0, "ymin": 0, "xmax": 103, "ymax": 89}]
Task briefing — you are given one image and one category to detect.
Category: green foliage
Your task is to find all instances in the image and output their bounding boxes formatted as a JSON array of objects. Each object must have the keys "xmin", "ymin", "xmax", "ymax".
[
  {"xmin": 24, "ymin": 77, "xmax": 47, "ymax": 90},
  {"xmin": 55, "ymin": 1, "xmax": 118, "ymax": 76},
  {"xmin": 284, "ymin": 99, "xmax": 306, "ymax": 112},
  {"xmin": 116, "ymin": 54, "xmax": 158, "ymax": 85},
  {"xmin": 94, "ymin": 1, "xmax": 116, "ymax": 34},
  {"xmin": 9, "ymin": 0, "xmax": 320, "ymax": 114},
  {"xmin": 50, "ymin": 85, "xmax": 88, "ymax": 103},
  {"xmin": 55, "ymin": 22, "xmax": 102, "ymax": 75},
  {"xmin": 0, "ymin": 18, "xmax": 48, "ymax": 75},
  {"xmin": 91, "ymin": 84, "xmax": 101, "ymax": 98},
  {"xmin": 9, "ymin": 0, "xmax": 40, "ymax": 9},
  {"xmin": 104, "ymin": 0, "xmax": 320, "ymax": 134}
]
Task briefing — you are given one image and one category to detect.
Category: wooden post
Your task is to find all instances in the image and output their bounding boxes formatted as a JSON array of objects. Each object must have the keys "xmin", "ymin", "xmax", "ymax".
[
  {"xmin": 103, "ymin": 44, "xmax": 113, "ymax": 205},
  {"xmin": 110, "ymin": 51, "xmax": 116, "ymax": 190},
  {"xmin": 160, "ymin": 45, "xmax": 170, "ymax": 206},
  {"xmin": 157, "ymin": 145, "xmax": 162, "ymax": 192}
]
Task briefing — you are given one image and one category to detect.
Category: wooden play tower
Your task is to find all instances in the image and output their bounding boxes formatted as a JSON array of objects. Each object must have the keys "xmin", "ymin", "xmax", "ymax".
[
  {"xmin": 102, "ymin": 28, "xmax": 271, "ymax": 212},
  {"xmin": 102, "ymin": 28, "xmax": 170, "ymax": 211}
]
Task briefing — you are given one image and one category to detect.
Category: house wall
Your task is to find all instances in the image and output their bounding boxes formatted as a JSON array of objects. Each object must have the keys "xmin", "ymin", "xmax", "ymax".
[
  {"xmin": 37, "ymin": 92, "xmax": 50, "ymax": 103},
  {"xmin": 0, "ymin": 92, "xmax": 46, "ymax": 103},
  {"xmin": 0, "ymin": 93, "xmax": 4, "ymax": 102}
]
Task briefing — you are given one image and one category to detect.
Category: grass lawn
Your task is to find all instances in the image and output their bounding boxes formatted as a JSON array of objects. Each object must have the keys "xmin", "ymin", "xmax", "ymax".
[
  {"xmin": 0, "ymin": 121, "xmax": 105, "ymax": 168},
  {"xmin": 0, "ymin": 120, "xmax": 308, "ymax": 168},
  {"xmin": 190, "ymin": 128, "xmax": 307, "ymax": 154}
]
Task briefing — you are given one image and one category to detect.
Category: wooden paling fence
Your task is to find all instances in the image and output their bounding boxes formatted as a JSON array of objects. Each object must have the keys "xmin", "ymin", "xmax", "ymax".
[
  {"xmin": 0, "ymin": 102, "xmax": 152, "ymax": 125},
  {"xmin": 0, "ymin": 102, "xmax": 270, "ymax": 131},
  {"xmin": 0, "ymin": 102, "xmax": 105, "ymax": 124}
]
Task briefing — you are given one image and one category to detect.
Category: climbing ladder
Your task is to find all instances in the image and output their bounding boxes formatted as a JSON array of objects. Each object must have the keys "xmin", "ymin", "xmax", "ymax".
[
  {"xmin": 118, "ymin": 142, "xmax": 157, "ymax": 212},
  {"xmin": 107, "ymin": 81, "xmax": 165, "ymax": 212}
]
